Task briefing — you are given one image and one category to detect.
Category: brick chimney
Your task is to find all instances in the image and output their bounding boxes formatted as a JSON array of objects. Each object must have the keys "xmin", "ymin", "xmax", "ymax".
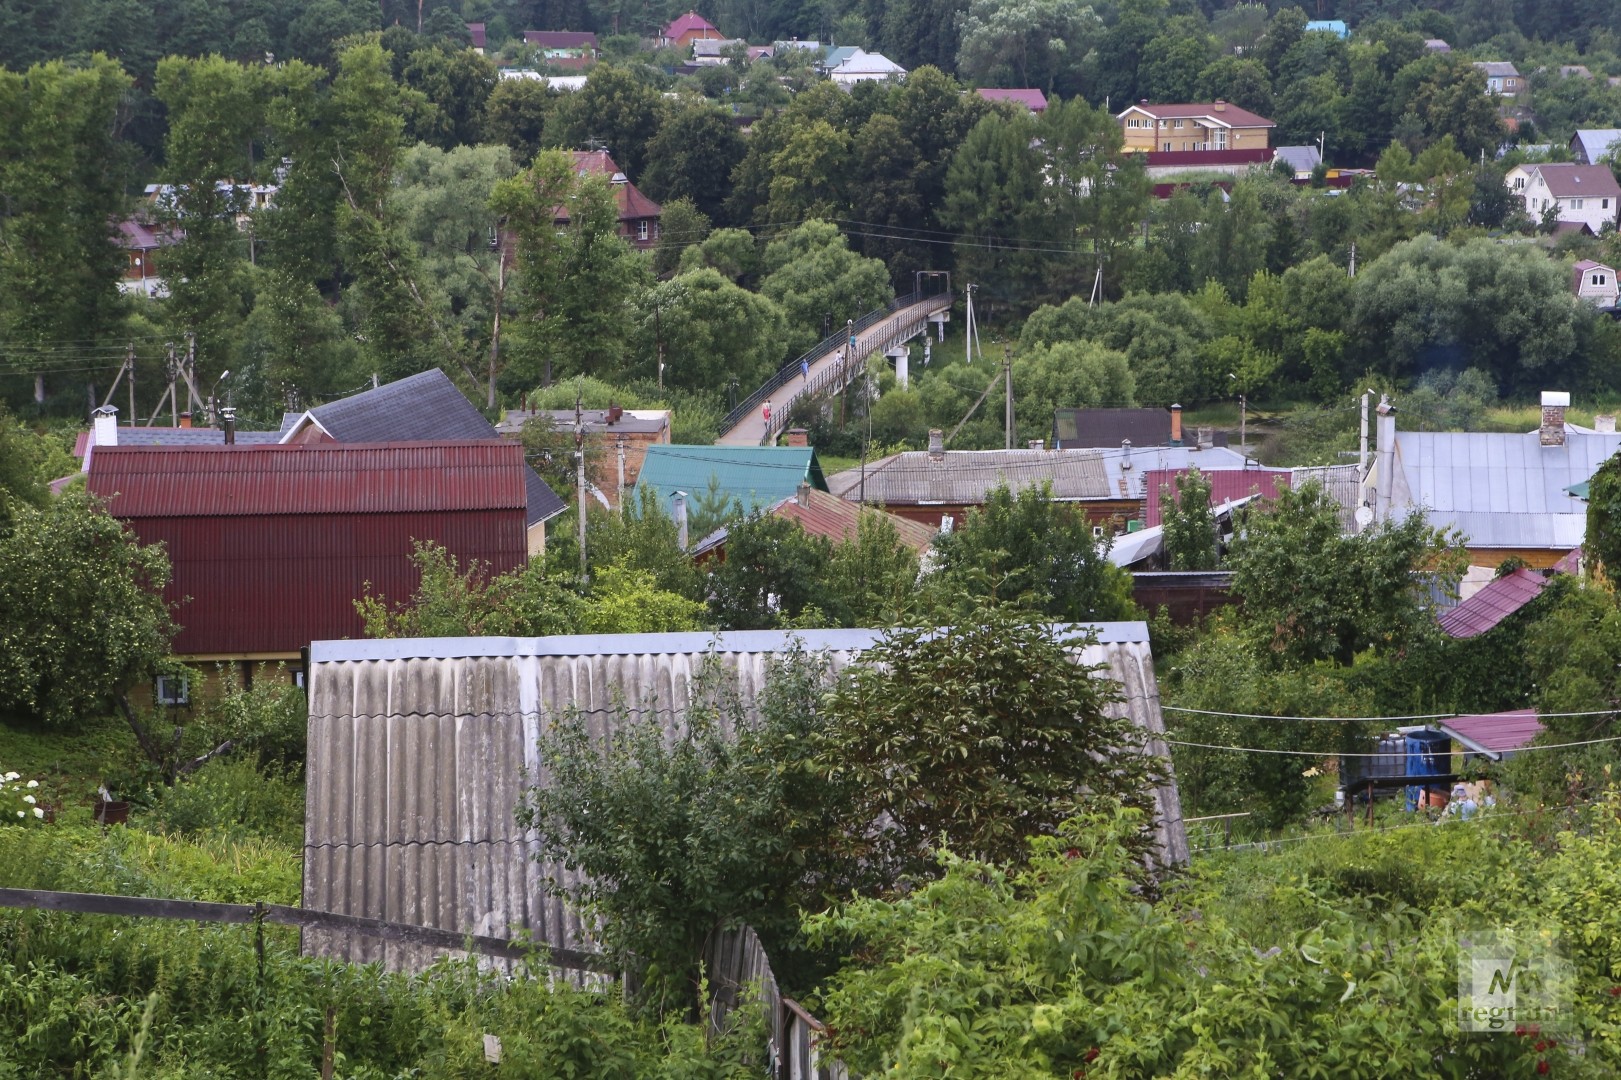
[
  {"xmin": 785, "ymin": 427, "xmax": 808, "ymax": 447},
  {"xmin": 1170, "ymin": 403, "xmax": 1182, "ymax": 445},
  {"xmin": 927, "ymin": 428, "xmax": 945, "ymax": 461},
  {"xmin": 1540, "ymin": 391, "xmax": 1569, "ymax": 446},
  {"xmin": 1214, "ymin": 99, "xmax": 1227, "ymax": 112},
  {"xmin": 179, "ymin": 411, "xmax": 192, "ymax": 429}
]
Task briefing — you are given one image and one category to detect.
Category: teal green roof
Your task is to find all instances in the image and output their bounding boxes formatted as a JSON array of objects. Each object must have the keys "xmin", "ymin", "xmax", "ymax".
[
  {"xmin": 1567, "ymin": 480, "xmax": 1591, "ymax": 500},
  {"xmin": 635, "ymin": 445, "xmax": 828, "ymax": 513}
]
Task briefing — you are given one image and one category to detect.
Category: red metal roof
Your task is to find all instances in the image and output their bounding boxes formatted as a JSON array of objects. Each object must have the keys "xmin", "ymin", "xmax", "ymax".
[
  {"xmin": 1438, "ymin": 568, "xmax": 1549, "ymax": 639},
  {"xmin": 976, "ymin": 88, "xmax": 1048, "ymax": 112},
  {"xmin": 87, "ymin": 443, "xmax": 528, "ymax": 656},
  {"xmin": 1143, "ymin": 467, "xmax": 1290, "ymax": 527},
  {"xmin": 116, "ymin": 219, "xmax": 182, "ymax": 251},
  {"xmin": 1440, "ymin": 710, "xmax": 1545, "ymax": 758},
  {"xmin": 773, "ymin": 487, "xmax": 937, "ymax": 552},
  {"xmin": 87, "ymin": 442, "xmax": 527, "ymax": 518},
  {"xmin": 663, "ymin": 10, "xmax": 718, "ymax": 37}
]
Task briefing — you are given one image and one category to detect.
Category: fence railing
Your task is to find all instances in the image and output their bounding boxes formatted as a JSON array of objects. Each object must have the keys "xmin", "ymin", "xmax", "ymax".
[
  {"xmin": 706, "ymin": 923, "xmax": 850, "ymax": 1079},
  {"xmin": 721, "ymin": 290, "xmax": 951, "ymax": 441},
  {"xmin": 0, "ymin": 887, "xmax": 613, "ymax": 974}
]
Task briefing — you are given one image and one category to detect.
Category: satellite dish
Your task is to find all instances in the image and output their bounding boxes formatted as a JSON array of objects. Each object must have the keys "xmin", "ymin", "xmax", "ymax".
[{"xmin": 1355, "ymin": 505, "xmax": 1374, "ymax": 529}]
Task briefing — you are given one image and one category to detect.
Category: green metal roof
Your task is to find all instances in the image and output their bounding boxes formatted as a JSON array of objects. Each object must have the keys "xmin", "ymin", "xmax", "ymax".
[
  {"xmin": 1568, "ymin": 480, "xmax": 1591, "ymax": 500},
  {"xmin": 635, "ymin": 444, "xmax": 828, "ymax": 513}
]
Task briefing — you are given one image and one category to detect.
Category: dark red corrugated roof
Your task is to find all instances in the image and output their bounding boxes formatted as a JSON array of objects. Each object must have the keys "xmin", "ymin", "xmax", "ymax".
[
  {"xmin": 977, "ymin": 88, "xmax": 1048, "ymax": 112},
  {"xmin": 1441, "ymin": 710, "xmax": 1544, "ymax": 757},
  {"xmin": 1438, "ymin": 568, "xmax": 1549, "ymax": 639},
  {"xmin": 1143, "ymin": 467, "xmax": 1290, "ymax": 527},
  {"xmin": 87, "ymin": 442, "xmax": 527, "ymax": 518},
  {"xmin": 773, "ymin": 487, "xmax": 936, "ymax": 552}
]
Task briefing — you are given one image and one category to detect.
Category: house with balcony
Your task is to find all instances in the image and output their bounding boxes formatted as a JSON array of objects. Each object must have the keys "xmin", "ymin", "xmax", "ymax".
[
  {"xmin": 1504, "ymin": 162, "xmax": 1621, "ymax": 233},
  {"xmin": 1116, "ymin": 101, "xmax": 1275, "ymax": 175}
]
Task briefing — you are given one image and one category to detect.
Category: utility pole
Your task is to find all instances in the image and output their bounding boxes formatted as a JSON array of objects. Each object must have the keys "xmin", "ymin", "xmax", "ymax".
[
  {"xmin": 575, "ymin": 389, "xmax": 587, "ymax": 579},
  {"xmin": 964, "ymin": 284, "xmax": 977, "ymax": 364},
  {"xmin": 1348, "ymin": 241, "xmax": 1357, "ymax": 278},
  {"xmin": 1003, "ymin": 345, "xmax": 1014, "ymax": 450},
  {"xmin": 654, "ymin": 300, "xmax": 665, "ymax": 391},
  {"xmin": 167, "ymin": 342, "xmax": 178, "ymax": 427},
  {"xmin": 1359, "ymin": 390, "xmax": 1370, "ymax": 469},
  {"xmin": 615, "ymin": 435, "xmax": 626, "ymax": 514}
]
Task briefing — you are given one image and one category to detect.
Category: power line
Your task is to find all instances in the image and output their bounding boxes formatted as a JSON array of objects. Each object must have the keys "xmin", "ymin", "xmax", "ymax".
[
  {"xmin": 1163, "ymin": 706, "xmax": 1457, "ymax": 723},
  {"xmin": 1160, "ymin": 732, "xmax": 1621, "ymax": 758}
]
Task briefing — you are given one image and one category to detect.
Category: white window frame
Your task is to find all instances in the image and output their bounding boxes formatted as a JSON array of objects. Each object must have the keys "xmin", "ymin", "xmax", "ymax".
[
  {"xmin": 1573, "ymin": 198, "xmax": 1584, "ymax": 209},
  {"xmin": 637, "ymin": 220, "xmax": 649, "ymax": 241},
  {"xmin": 155, "ymin": 674, "xmax": 190, "ymax": 706}
]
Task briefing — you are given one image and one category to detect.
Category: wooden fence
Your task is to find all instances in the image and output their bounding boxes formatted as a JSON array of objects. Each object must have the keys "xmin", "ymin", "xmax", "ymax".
[{"xmin": 0, "ymin": 888, "xmax": 848, "ymax": 1078}]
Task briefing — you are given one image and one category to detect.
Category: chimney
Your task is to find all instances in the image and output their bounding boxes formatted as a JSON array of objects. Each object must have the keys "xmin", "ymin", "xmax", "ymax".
[
  {"xmin": 1597, "ymin": 415, "xmax": 1616, "ymax": 434},
  {"xmin": 1027, "ymin": 439, "xmax": 1045, "ymax": 451},
  {"xmin": 673, "ymin": 490, "xmax": 689, "ymax": 551},
  {"xmin": 927, "ymin": 428, "xmax": 945, "ymax": 461},
  {"xmin": 1120, "ymin": 438, "xmax": 1133, "ymax": 469},
  {"xmin": 179, "ymin": 411, "xmax": 192, "ymax": 429},
  {"xmin": 785, "ymin": 427, "xmax": 809, "ymax": 447},
  {"xmin": 607, "ymin": 402, "xmax": 623, "ymax": 424},
  {"xmin": 1196, "ymin": 425, "xmax": 1212, "ymax": 451},
  {"xmin": 1540, "ymin": 391, "xmax": 1570, "ymax": 446},
  {"xmin": 92, "ymin": 405, "xmax": 119, "ymax": 448},
  {"xmin": 796, "ymin": 481, "xmax": 811, "ymax": 507},
  {"xmin": 1214, "ymin": 99, "xmax": 1227, "ymax": 111},
  {"xmin": 220, "ymin": 406, "xmax": 236, "ymax": 445},
  {"xmin": 1170, "ymin": 403, "xmax": 1182, "ymax": 445},
  {"xmin": 1374, "ymin": 396, "xmax": 1396, "ymax": 522}
]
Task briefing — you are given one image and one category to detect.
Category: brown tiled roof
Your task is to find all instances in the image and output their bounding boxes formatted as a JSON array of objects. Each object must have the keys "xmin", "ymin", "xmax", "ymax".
[{"xmin": 1118, "ymin": 102, "xmax": 1274, "ymax": 128}]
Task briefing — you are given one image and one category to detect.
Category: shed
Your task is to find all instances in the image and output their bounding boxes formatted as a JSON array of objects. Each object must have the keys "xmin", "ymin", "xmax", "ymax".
[
  {"xmin": 635, "ymin": 444, "xmax": 826, "ymax": 512},
  {"xmin": 1439, "ymin": 709, "xmax": 1545, "ymax": 760},
  {"xmin": 87, "ymin": 442, "xmax": 529, "ymax": 659},
  {"xmin": 301, "ymin": 623, "xmax": 1187, "ymax": 972}
]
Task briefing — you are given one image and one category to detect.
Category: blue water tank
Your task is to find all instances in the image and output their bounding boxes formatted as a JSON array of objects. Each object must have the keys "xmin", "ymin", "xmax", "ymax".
[{"xmin": 1405, "ymin": 729, "xmax": 1451, "ymax": 811}]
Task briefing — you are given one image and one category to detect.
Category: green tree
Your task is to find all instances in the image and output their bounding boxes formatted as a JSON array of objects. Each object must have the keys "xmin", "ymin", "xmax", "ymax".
[
  {"xmin": 356, "ymin": 541, "xmax": 585, "ymax": 638},
  {"xmin": 650, "ymin": 196, "xmax": 708, "ymax": 277},
  {"xmin": 705, "ymin": 511, "xmax": 832, "ymax": 630},
  {"xmin": 1162, "ymin": 467, "xmax": 1218, "ymax": 570},
  {"xmin": 0, "ymin": 57, "xmax": 133, "ymax": 405},
  {"xmin": 812, "ymin": 605, "xmax": 1159, "ymax": 886},
  {"xmin": 518, "ymin": 645, "xmax": 849, "ymax": 1007},
  {"xmin": 640, "ymin": 103, "xmax": 746, "ymax": 224},
  {"xmin": 481, "ymin": 76, "xmax": 564, "ymax": 165},
  {"xmin": 822, "ymin": 510, "xmax": 925, "ymax": 627},
  {"xmin": 941, "ymin": 110, "xmax": 1045, "ymax": 307},
  {"xmin": 636, "ymin": 268, "xmax": 788, "ymax": 393},
  {"xmin": 1228, "ymin": 481, "xmax": 1460, "ymax": 667},
  {"xmin": 929, "ymin": 483, "xmax": 1137, "ymax": 621},
  {"xmin": 548, "ymin": 65, "xmax": 667, "ymax": 181},
  {"xmin": 954, "ymin": 0, "xmax": 1101, "ymax": 91},
  {"xmin": 1586, "ymin": 450, "xmax": 1621, "ymax": 581},
  {"xmin": 234, "ymin": 269, "xmax": 361, "ymax": 411},
  {"xmin": 757, "ymin": 221, "xmax": 894, "ymax": 356},
  {"xmin": 762, "ymin": 119, "xmax": 851, "ymax": 225},
  {"xmin": 1013, "ymin": 339, "xmax": 1135, "ymax": 423},
  {"xmin": 0, "ymin": 493, "xmax": 175, "ymax": 727}
]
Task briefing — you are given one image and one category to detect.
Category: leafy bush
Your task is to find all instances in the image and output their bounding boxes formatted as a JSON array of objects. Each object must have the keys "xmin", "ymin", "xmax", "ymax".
[{"xmin": 140, "ymin": 757, "xmax": 305, "ymax": 847}]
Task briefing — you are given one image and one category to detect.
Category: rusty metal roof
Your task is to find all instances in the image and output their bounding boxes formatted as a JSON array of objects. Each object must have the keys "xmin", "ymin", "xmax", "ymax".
[
  {"xmin": 1437, "ymin": 568, "xmax": 1550, "ymax": 639},
  {"xmin": 87, "ymin": 442, "xmax": 528, "ymax": 517},
  {"xmin": 302, "ymin": 623, "xmax": 1186, "ymax": 972},
  {"xmin": 1439, "ymin": 710, "xmax": 1544, "ymax": 759}
]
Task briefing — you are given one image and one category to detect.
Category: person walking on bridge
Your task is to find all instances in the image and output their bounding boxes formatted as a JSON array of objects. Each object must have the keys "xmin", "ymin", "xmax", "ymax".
[
  {"xmin": 801, "ymin": 357, "xmax": 810, "ymax": 382},
  {"xmin": 762, "ymin": 400, "xmax": 772, "ymax": 425}
]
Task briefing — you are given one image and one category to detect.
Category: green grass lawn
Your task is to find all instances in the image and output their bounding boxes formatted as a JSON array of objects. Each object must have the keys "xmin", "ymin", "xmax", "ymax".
[{"xmin": 0, "ymin": 710, "xmax": 142, "ymax": 813}]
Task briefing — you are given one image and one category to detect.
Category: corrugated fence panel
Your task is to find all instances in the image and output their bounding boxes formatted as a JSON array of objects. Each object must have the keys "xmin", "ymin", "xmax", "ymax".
[{"xmin": 302, "ymin": 627, "xmax": 1188, "ymax": 975}]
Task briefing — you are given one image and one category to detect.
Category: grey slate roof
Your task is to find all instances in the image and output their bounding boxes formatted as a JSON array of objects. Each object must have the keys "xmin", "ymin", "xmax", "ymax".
[
  {"xmin": 1390, "ymin": 429, "xmax": 1621, "ymax": 550},
  {"xmin": 1571, "ymin": 128, "xmax": 1621, "ymax": 164},
  {"xmin": 826, "ymin": 448, "xmax": 1112, "ymax": 504},
  {"xmin": 287, "ymin": 369, "xmax": 566, "ymax": 524},
  {"xmin": 1098, "ymin": 445, "xmax": 1252, "ymax": 500},
  {"xmin": 302, "ymin": 624, "xmax": 1187, "ymax": 973},
  {"xmin": 1052, "ymin": 407, "xmax": 1173, "ymax": 449},
  {"xmin": 498, "ymin": 408, "xmax": 669, "ymax": 437}
]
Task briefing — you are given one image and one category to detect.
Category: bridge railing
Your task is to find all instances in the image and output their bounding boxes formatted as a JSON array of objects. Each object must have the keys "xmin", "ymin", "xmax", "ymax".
[{"xmin": 722, "ymin": 290, "xmax": 951, "ymax": 439}]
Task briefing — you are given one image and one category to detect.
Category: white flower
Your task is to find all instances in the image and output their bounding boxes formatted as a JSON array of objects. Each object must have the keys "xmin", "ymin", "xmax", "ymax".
[
  {"xmin": 13, "ymin": 811, "xmax": 22, "ymax": 819},
  {"xmin": 25, "ymin": 780, "xmax": 37, "ymax": 789},
  {"xmin": 31, "ymin": 807, "xmax": 43, "ymax": 819},
  {"xmin": 22, "ymin": 795, "xmax": 34, "ymax": 805},
  {"xmin": 3, "ymin": 772, "xmax": 17, "ymax": 781}
]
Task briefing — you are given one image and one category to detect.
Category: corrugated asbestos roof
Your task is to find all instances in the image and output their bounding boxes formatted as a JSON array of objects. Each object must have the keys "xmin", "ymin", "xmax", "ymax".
[
  {"xmin": 1052, "ymin": 407, "xmax": 1173, "ymax": 449},
  {"xmin": 826, "ymin": 448, "xmax": 1112, "ymax": 504},
  {"xmin": 1437, "ymin": 568, "xmax": 1549, "ymax": 638},
  {"xmin": 1440, "ymin": 710, "xmax": 1544, "ymax": 759},
  {"xmin": 636, "ymin": 444, "xmax": 826, "ymax": 510},
  {"xmin": 1391, "ymin": 430, "xmax": 1621, "ymax": 549},
  {"xmin": 303, "ymin": 624, "xmax": 1186, "ymax": 972},
  {"xmin": 287, "ymin": 369, "xmax": 566, "ymax": 525},
  {"xmin": 87, "ymin": 442, "xmax": 528, "ymax": 517}
]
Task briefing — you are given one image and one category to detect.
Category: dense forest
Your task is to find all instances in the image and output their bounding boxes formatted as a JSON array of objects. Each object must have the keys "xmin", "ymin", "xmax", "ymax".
[{"xmin": 2, "ymin": 0, "xmax": 1621, "ymax": 437}]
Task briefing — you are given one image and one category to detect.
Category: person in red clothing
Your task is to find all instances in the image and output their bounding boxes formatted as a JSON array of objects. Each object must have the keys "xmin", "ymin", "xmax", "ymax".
[{"xmin": 762, "ymin": 400, "xmax": 772, "ymax": 424}]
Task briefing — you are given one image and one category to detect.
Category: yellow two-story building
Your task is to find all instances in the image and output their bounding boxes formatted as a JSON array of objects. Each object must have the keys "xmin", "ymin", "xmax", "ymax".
[{"xmin": 1116, "ymin": 100, "xmax": 1275, "ymax": 155}]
